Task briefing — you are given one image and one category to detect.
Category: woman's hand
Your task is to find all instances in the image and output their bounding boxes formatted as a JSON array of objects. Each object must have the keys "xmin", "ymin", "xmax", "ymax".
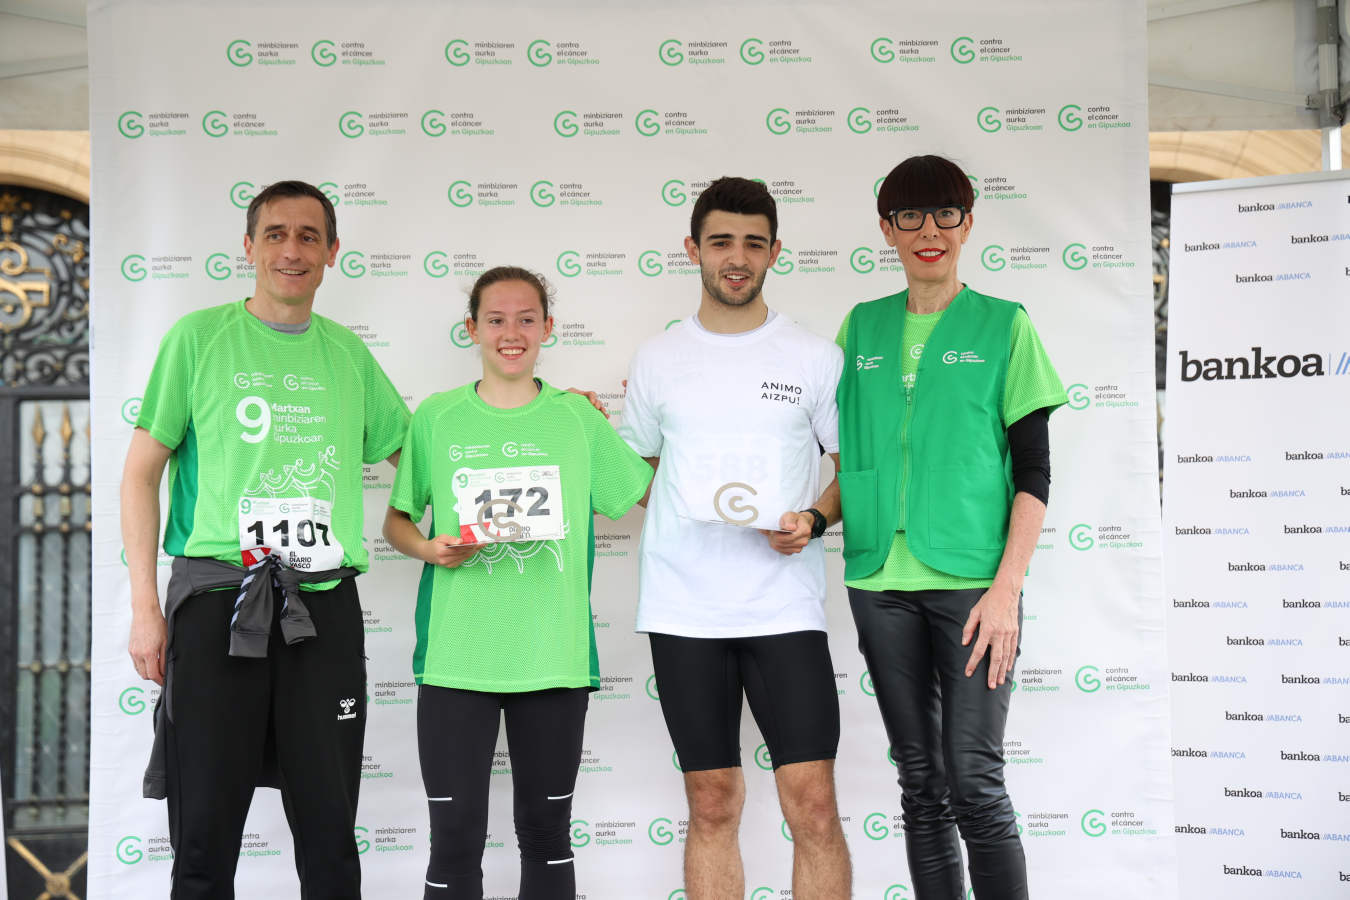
[
  {"xmin": 961, "ymin": 581, "xmax": 1020, "ymax": 689},
  {"xmin": 422, "ymin": 534, "xmax": 483, "ymax": 568}
]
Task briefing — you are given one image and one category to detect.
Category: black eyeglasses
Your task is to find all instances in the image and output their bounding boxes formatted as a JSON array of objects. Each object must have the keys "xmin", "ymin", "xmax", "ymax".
[{"xmin": 887, "ymin": 206, "xmax": 967, "ymax": 231}]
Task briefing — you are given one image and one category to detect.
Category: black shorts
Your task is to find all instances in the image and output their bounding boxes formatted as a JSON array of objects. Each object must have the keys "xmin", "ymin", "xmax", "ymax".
[{"xmin": 648, "ymin": 630, "xmax": 840, "ymax": 772}]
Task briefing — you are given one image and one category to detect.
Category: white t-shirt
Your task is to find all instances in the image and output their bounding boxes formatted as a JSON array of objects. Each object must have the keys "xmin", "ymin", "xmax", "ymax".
[{"xmin": 620, "ymin": 311, "xmax": 844, "ymax": 637}]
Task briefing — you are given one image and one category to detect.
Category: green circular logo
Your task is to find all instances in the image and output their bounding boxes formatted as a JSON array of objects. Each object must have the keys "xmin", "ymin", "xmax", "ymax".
[
  {"xmin": 980, "ymin": 244, "xmax": 1005, "ymax": 271},
  {"xmin": 205, "ymin": 253, "xmax": 231, "ymax": 281},
  {"xmin": 118, "ymin": 686, "xmax": 147, "ymax": 715},
  {"xmin": 340, "ymin": 251, "xmax": 366, "ymax": 278},
  {"xmin": 847, "ymin": 107, "xmax": 873, "ymax": 134},
  {"xmin": 751, "ymin": 889, "xmax": 774, "ymax": 900},
  {"xmin": 421, "ymin": 109, "xmax": 446, "ymax": 137},
  {"xmin": 661, "ymin": 179, "xmax": 687, "ymax": 206},
  {"xmin": 570, "ymin": 819, "xmax": 590, "ymax": 847},
  {"xmin": 528, "ymin": 39, "xmax": 553, "ymax": 67},
  {"xmin": 447, "ymin": 181, "xmax": 474, "ymax": 207},
  {"xmin": 638, "ymin": 251, "xmax": 663, "ymax": 277},
  {"xmin": 672, "ymin": 750, "xmax": 682, "ymax": 772},
  {"xmin": 1062, "ymin": 243, "xmax": 1088, "ymax": 270},
  {"xmin": 665, "ymin": 319, "xmax": 682, "ymax": 330},
  {"xmin": 1066, "ymin": 383, "xmax": 1090, "ymax": 410},
  {"xmin": 950, "ymin": 36, "xmax": 975, "ymax": 63},
  {"xmin": 530, "ymin": 180, "xmax": 555, "ymax": 207},
  {"xmin": 645, "ymin": 674, "xmax": 660, "ymax": 699},
  {"xmin": 849, "ymin": 247, "xmax": 875, "ymax": 274},
  {"xmin": 968, "ymin": 174, "xmax": 979, "ymax": 200},
  {"xmin": 445, "ymin": 40, "xmax": 470, "ymax": 66},
  {"xmin": 860, "ymin": 670, "xmax": 875, "ymax": 696},
  {"xmin": 635, "ymin": 109, "xmax": 661, "ymax": 137},
  {"xmin": 121, "ymin": 397, "xmax": 142, "ymax": 424},
  {"xmin": 423, "ymin": 251, "xmax": 449, "ymax": 278},
  {"xmin": 318, "ymin": 182, "xmax": 340, "ymax": 206},
  {"xmin": 354, "ymin": 826, "xmax": 370, "ymax": 854},
  {"xmin": 229, "ymin": 181, "xmax": 255, "ymax": 209},
  {"xmin": 226, "ymin": 39, "xmax": 253, "ymax": 67},
  {"xmin": 1069, "ymin": 523, "xmax": 1094, "ymax": 551},
  {"xmin": 659, "ymin": 39, "xmax": 684, "ymax": 66},
  {"xmin": 115, "ymin": 835, "xmax": 143, "ymax": 865},
  {"xmin": 887, "ymin": 747, "xmax": 898, "ymax": 767},
  {"xmin": 648, "ymin": 817, "xmax": 674, "ymax": 845},
  {"xmin": 450, "ymin": 323, "xmax": 473, "ymax": 348},
  {"xmin": 1081, "ymin": 809, "xmax": 1106, "ymax": 837},
  {"xmin": 870, "ymin": 37, "xmax": 895, "ymax": 63},
  {"xmin": 339, "ymin": 111, "xmax": 364, "ymax": 138},
  {"xmin": 668, "ymin": 891, "xmax": 688, "ymax": 900},
  {"xmin": 863, "ymin": 812, "xmax": 889, "ymax": 840},
  {"xmin": 772, "ymin": 249, "xmax": 793, "ymax": 275},
  {"xmin": 753, "ymin": 743, "xmax": 772, "ymax": 771},
  {"xmin": 873, "ymin": 176, "xmax": 884, "ymax": 198},
  {"xmin": 311, "ymin": 40, "xmax": 336, "ymax": 67},
  {"xmin": 765, "ymin": 108, "xmax": 791, "ymax": 135},
  {"xmin": 1058, "ymin": 104, "xmax": 1083, "ymax": 131},
  {"xmin": 120, "ymin": 254, "xmax": 147, "ymax": 282},
  {"xmin": 1075, "ymin": 665, "xmax": 1102, "ymax": 693},
  {"xmin": 118, "ymin": 110, "xmax": 144, "ymax": 139},
  {"xmin": 542, "ymin": 332, "xmax": 557, "ymax": 349},
  {"xmin": 202, "ymin": 110, "xmax": 229, "ymax": 138},
  {"xmin": 885, "ymin": 886, "xmax": 912, "ymax": 900},
  {"xmin": 740, "ymin": 38, "xmax": 765, "ymax": 65},
  {"xmin": 780, "ymin": 821, "xmax": 793, "ymax": 842},
  {"xmin": 553, "ymin": 110, "xmax": 578, "ymax": 138},
  {"xmin": 977, "ymin": 106, "xmax": 1002, "ymax": 133},
  {"xmin": 556, "ymin": 251, "xmax": 581, "ymax": 278}
]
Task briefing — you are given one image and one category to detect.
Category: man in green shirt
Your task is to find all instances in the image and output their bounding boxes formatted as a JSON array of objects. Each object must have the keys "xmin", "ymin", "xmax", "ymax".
[{"xmin": 121, "ymin": 180, "xmax": 409, "ymax": 899}]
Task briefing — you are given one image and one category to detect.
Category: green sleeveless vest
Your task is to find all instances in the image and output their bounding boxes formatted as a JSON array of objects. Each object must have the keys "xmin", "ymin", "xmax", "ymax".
[{"xmin": 836, "ymin": 287, "xmax": 1020, "ymax": 580}]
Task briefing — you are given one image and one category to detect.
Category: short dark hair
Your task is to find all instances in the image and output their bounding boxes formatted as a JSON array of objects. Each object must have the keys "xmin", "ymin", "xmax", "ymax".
[
  {"xmin": 468, "ymin": 266, "xmax": 552, "ymax": 321},
  {"xmin": 245, "ymin": 180, "xmax": 338, "ymax": 247},
  {"xmin": 690, "ymin": 176, "xmax": 778, "ymax": 244},
  {"xmin": 875, "ymin": 155, "xmax": 976, "ymax": 220}
]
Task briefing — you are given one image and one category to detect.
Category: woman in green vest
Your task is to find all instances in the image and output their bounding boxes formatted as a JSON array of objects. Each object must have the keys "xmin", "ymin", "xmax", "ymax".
[{"xmin": 835, "ymin": 155, "xmax": 1067, "ymax": 899}]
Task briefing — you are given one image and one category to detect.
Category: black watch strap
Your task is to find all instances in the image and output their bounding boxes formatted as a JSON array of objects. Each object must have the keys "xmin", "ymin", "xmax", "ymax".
[{"xmin": 804, "ymin": 507, "xmax": 828, "ymax": 539}]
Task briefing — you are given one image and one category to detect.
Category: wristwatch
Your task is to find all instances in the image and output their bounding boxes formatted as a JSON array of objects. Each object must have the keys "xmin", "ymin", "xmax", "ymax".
[{"xmin": 804, "ymin": 507, "xmax": 828, "ymax": 539}]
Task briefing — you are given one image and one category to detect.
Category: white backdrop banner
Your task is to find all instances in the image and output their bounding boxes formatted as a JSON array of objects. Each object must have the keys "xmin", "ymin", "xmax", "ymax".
[
  {"xmin": 1163, "ymin": 169, "xmax": 1350, "ymax": 898},
  {"xmin": 87, "ymin": 1, "xmax": 1170, "ymax": 897}
]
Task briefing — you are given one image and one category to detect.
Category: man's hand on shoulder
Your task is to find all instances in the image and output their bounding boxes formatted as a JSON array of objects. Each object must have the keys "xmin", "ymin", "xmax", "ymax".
[{"xmin": 565, "ymin": 387, "xmax": 608, "ymax": 419}]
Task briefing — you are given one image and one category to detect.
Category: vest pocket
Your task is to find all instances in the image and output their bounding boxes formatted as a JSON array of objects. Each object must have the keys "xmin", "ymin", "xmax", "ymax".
[
  {"xmin": 837, "ymin": 468, "xmax": 878, "ymax": 557},
  {"xmin": 927, "ymin": 463, "xmax": 1007, "ymax": 550}
]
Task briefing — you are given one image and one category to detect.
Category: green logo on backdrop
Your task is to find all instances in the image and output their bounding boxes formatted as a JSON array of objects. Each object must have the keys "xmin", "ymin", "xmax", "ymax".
[
  {"xmin": 450, "ymin": 323, "xmax": 473, "ymax": 348},
  {"xmin": 120, "ymin": 398, "xmax": 142, "ymax": 424},
  {"xmin": 887, "ymin": 747, "xmax": 898, "ymax": 767},
  {"xmin": 1080, "ymin": 810, "xmax": 1106, "ymax": 837},
  {"xmin": 230, "ymin": 181, "xmax": 255, "ymax": 209},
  {"xmin": 528, "ymin": 39, "xmax": 553, "ymax": 67},
  {"xmin": 115, "ymin": 835, "xmax": 143, "ymax": 864},
  {"xmin": 1062, "ymin": 243, "xmax": 1087, "ymax": 270},
  {"xmin": 950, "ymin": 36, "xmax": 975, "ymax": 63},
  {"xmin": 980, "ymin": 245, "xmax": 1005, "ymax": 271},
  {"xmin": 750, "ymin": 889, "xmax": 774, "ymax": 900},
  {"xmin": 1069, "ymin": 523, "xmax": 1094, "ymax": 551},
  {"xmin": 553, "ymin": 110, "xmax": 578, "ymax": 138},
  {"xmin": 120, "ymin": 254, "xmax": 147, "ymax": 282},
  {"xmin": 445, "ymin": 40, "xmax": 470, "ymax": 66},
  {"xmin": 863, "ymin": 812, "xmax": 889, "ymax": 840},
  {"xmin": 1058, "ymin": 104, "xmax": 1083, "ymax": 131},
  {"xmin": 202, "ymin": 110, "xmax": 229, "ymax": 138},
  {"xmin": 205, "ymin": 253, "xmax": 231, "ymax": 280},
  {"xmin": 226, "ymin": 39, "xmax": 253, "ymax": 66},
  {"xmin": 570, "ymin": 820, "xmax": 590, "ymax": 847},
  {"xmin": 635, "ymin": 109, "xmax": 661, "ymax": 137},
  {"xmin": 648, "ymin": 818, "xmax": 674, "ymax": 845},
  {"xmin": 885, "ymin": 886, "xmax": 912, "ymax": 900},
  {"xmin": 860, "ymin": 671, "xmax": 876, "ymax": 695},
  {"xmin": 968, "ymin": 174, "xmax": 979, "ymax": 200},
  {"xmin": 874, "ymin": 176, "xmax": 884, "ymax": 198},
  {"xmin": 339, "ymin": 111, "xmax": 364, "ymax": 138},
  {"xmin": 662, "ymin": 179, "xmax": 687, "ymax": 206},
  {"xmin": 424, "ymin": 252, "xmax": 449, "ymax": 278},
  {"xmin": 318, "ymin": 183, "xmax": 340, "ymax": 206},
  {"xmin": 340, "ymin": 251, "xmax": 366, "ymax": 278},
  {"xmin": 556, "ymin": 251, "xmax": 581, "ymax": 278},
  {"xmin": 118, "ymin": 111, "xmax": 144, "ymax": 139},
  {"xmin": 448, "ymin": 181, "xmax": 474, "ymax": 207},
  {"xmin": 765, "ymin": 108, "xmax": 791, "ymax": 135},
  {"xmin": 646, "ymin": 675, "xmax": 661, "ymax": 699},
  {"xmin": 354, "ymin": 826, "xmax": 370, "ymax": 854},
  {"xmin": 311, "ymin": 40, "xmax": 336, "ymax": 67},
  {"xmin": 870, "ymin": 37, "xmax": 895, "ymax": 63},
  {"xmin": 1066, "ymin": 384, "xmax": 1090, "ymax": 410},
  {"xmin": 118, "ymin": 686, "xmax": 147, "ymax": 715},
  {"xmin": 977, "ymin": 107, "xmax": 1002, "ymax": 133},
  {"xmin": 659, "ymin": 39, "xmax": 684, "ymax": 66},
  {"xmin": 850, "ymin": 247, "xmax": 875, "ymax": 274},
  {"xmin": 638, "ymin": 251, "xmax": 663, "ymax": 277},
  {"xmin": 753, "ymin": 744, "xmax": 772, "ymax": 770},
  {"xmin": 668, "ymin": 891, "xmax": 688, "ymax": 900},
  {"xmin": 740, "ymin": 38, "xmax": 765, "ymax": 65},
  {"xmin": 421, "ymin": 110, "xmax": 447, "ymax": 137},
  {"xmin": 780, "ymin": 821, "xmax": 793, "ymax": 842},
  {"xmin": 847, "ymin": 107, "xmax": 873, "ymax": 134},
  {"xmin": 530, "ymin": 181, "xmax": 556, "ymax": 207},
  {"xmin": 772, "ymin": 249, "xmax": 793, "ymax": 275},
  {"xmin": 672, "ymin": 750, "xmax": 682, "ymax": 772},
  {"xmin": 1075, "ymin": 665, "xmax": 1101, "ymax": 693}
]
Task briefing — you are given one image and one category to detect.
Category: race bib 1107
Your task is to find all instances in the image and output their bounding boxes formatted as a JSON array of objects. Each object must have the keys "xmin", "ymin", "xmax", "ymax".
[{"xmin": 238, "ymin": 496, "xmax": 344, "ymax": 571}]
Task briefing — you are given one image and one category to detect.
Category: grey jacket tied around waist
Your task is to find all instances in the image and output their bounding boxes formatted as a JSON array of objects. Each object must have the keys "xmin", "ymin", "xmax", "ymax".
[{"xmin": 142, "ymin": 555, "xmax": 359, "ymax": 799}]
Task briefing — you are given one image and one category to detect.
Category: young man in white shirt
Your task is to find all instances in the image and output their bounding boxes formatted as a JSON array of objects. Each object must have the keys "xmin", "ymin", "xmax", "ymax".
[{"xmin": 621, "ymin": 177, "xmax": 850, "ymax": 900}]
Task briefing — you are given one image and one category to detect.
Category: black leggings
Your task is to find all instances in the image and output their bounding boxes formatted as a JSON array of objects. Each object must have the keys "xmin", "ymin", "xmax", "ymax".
[
  {"xmin": 849, "ymin": 586, "xmax": 1027, "ymax": 900},
  {"xmin": 417, "ymin": 684, "xmax": 589, "ymax": 900}
]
